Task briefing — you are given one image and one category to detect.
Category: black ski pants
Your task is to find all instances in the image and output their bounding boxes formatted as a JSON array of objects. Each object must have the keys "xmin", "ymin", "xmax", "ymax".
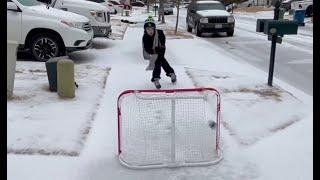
[{"xmin": 151, "ymin": 55, "xmax": 175, "ymax": 82}]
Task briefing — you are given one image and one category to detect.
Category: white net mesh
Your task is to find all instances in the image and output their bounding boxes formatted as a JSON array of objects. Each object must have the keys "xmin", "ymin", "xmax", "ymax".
[{"xmin": 118, "ymin": 90, "xmax": 221, "ymax": 168}]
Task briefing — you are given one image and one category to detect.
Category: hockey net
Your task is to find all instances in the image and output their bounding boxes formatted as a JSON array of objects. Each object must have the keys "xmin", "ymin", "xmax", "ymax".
[{"xmin": 117, "ymin": 88, "xmax": 222, "ymax": 169}]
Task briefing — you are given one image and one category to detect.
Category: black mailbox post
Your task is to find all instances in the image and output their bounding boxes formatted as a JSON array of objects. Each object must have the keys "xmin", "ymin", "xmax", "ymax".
[{"xmin": 256, "ymin": 0, "xmax": 298, "ymax": 86}]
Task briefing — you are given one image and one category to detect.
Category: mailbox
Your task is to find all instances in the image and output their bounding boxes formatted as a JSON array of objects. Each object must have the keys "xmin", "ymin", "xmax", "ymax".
[
  {"xmin": 256, "ymin": 1, "xmax": 299, "ymax": 87},
  {"xmin": 263, "ymin": 20, "xmax": 298, "ymax": 36},
  {"xmin": 256, "ymin": 19, "xmax": 273, "ymax": 33}
]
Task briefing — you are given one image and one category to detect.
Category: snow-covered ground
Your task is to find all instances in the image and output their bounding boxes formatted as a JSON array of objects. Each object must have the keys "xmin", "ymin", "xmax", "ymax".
[{"xmin": 8, "ymin": 8, "xmax": 312, "ymax": 180}]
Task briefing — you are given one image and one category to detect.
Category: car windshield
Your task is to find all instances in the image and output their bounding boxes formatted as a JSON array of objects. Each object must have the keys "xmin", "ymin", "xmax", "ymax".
[
  {"xmin": 16, "ymin": 0, "xmax": 41, "ymax": 6},
  {"xmin": 197, "ymin": 3, "xmax": 225, "ymax": 11}
]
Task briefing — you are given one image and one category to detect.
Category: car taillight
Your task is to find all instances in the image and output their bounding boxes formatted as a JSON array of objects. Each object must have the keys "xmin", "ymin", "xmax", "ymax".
[{"xmin": 108, "ymin": 4, "xmax": 112, "ymax": 6}]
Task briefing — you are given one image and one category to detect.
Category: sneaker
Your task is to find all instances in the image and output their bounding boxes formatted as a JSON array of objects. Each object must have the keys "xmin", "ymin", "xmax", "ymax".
[
  {"xmin": 153, "ymin": 79, "xmax": 161, "ymax": 89},
  {"xmin": 169, "ymin": 73, "xmax": 177, "ymax": 83}
]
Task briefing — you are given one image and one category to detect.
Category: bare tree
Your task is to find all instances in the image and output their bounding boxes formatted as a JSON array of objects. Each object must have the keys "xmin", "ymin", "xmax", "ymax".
[
  {"xmin": 154, "ymin": 0, "xmax": 157, "ymax": 17},
  {"xmin": 174, "ymin": 0, "xmax": 180, "ymax": 34},
  {"xmin": 161, "ymin": 0, "xmax": 165, "ymax": 23},
  {"xmin": 158, "ymin": 2, "xmax": 161, "ymax": 21},
  {"xmin": 157, "ymin": 0, "xmax": 165, "ymax": 23}
]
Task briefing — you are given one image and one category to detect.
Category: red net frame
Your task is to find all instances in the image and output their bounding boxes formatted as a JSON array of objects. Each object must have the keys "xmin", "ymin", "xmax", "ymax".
[{"xmin": 117, "ymin": 88, "xmax": 222, "ymax": 169}]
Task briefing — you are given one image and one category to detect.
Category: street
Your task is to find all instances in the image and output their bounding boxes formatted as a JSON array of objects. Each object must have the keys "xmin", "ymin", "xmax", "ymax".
[{"xmin": 166, "ymin": 8, "xmax": 313, "ymax": 95}]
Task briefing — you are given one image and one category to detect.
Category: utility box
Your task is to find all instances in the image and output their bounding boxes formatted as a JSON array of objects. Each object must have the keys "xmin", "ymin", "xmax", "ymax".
[
  {"xmin": 45, "ymin": 56, "xmax": 68, "ymax": 92},
  {"xmin": 263, "ymin": 20, "xmax": 298, "ymax": 36},
  {"xmin": 57, "ymin": 59, "xmax": 75, "ymax": 98},
  {"xmin": 7, "ymin": 40, "xmax": 18, "ymax": 98}
]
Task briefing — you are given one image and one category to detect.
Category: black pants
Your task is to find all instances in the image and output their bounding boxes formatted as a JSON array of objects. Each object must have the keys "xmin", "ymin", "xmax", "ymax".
[{"xmin": 151, "ymin": 56, "xmax": 175, "ymax": 82}]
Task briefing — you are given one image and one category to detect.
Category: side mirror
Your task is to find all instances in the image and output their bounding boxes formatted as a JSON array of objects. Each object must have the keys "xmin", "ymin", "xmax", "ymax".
[{"xmin": 7, "ymin": 2, "xmax": 19, "ymax": 11}]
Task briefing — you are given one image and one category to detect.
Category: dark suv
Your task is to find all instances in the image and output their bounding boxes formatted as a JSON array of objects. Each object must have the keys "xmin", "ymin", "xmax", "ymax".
[{"xmin": 186, "ymin": 0, "xmax": 235, "ymax": 37}]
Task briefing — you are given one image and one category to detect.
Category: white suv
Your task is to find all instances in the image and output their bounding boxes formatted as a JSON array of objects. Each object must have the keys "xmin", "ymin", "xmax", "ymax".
[
  {"xmin": 51, "ymin": 0, "xmax": 112, "ymax": 38},
  {"xmin": 7, "ymin": 0, "xmax": 94, "ymax": 62}
]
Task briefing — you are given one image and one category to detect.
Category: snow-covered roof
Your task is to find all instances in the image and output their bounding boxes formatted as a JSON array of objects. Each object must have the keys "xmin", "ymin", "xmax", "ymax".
[{"xmin": 196, "ymin": 1, "xmax": 221, "ymax": 4}]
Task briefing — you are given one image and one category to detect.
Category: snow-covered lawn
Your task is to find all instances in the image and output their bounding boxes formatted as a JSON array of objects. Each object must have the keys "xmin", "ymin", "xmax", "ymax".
[
  {"xmin": 7, "ymin": 62, "xmax": 110, "ymax": 156},
  {"xmin": 186, "ymin": 68, "xmax": 307, "ymax": 145},
  {"xmin": 8, "ymin": 8, "xmax": 312, "ymax": 180}
]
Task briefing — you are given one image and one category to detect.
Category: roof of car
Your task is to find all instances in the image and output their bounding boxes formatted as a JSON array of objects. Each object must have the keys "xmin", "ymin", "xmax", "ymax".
[{"xmin": 196, "ymin": 1, "xmax": 222, "ymax": 4}]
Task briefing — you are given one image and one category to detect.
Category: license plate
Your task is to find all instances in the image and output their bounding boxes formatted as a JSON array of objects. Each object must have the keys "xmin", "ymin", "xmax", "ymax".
[{"xmin": 215, "ymin": 24, "xmax": 222, "ymax": 28}]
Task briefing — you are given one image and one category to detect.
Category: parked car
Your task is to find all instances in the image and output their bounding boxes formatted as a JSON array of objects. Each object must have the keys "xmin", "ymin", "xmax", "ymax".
[
  {"xmin": 182, "ymin": 0, "xmax": 191, "ymax": 5},
  {"xmin": 108, "ymin": 0, "xmax": 124, "ymax": 14},
  {"xmin": 225, "ymin": 3, "xmax": 237, "ymax": 12},
  {"xmin": 163, "ymin": 3, "xmax": 174, "ymax": 15},
  {"xmin": 49, "ymin": 0, "xmax": 111, "ymax": 38},
  {"xmin": 7, "ymin": 0, "xmax": 93, "ymax": 62},
  {"xmin": 280, "ymin": 0, "xmax": 303, "ymax": 11},
  {"xmin": 291, "ymin": 0, "xmax": 313, "ymax": 17},
  {"xmin": 153, "ymin": 3, "xmax": 173, "ymax": 14},
  {"xmin": 86, "ymin": 0, "xmax": 117, "ymax": 14},
  {"xmin": 186, "ymin": 0, "xmax": 235, "ymax": 37},
  {"xmin": 131, "ymin": 1, "xmax": 145, "ymax": 7}
]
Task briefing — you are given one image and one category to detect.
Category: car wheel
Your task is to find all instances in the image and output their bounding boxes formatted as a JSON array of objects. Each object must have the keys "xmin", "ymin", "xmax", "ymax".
[
  {"xmin": 305, "ymin": 6, "xmax": 312, "ymax": 17},
  {"xmin": 227, "ymin": 30, "xmax": 234, "ymax": 37},
  {"xmin": 31, "ymin": 33, "xmax": 61, "ymax": 62},
  {"xmin": 195, "ymin": 23, "xmax": 202, "ymax": 37},
  {"xmin": 114, "ymin": 9, "xmax": 117, "ymax": 14}
]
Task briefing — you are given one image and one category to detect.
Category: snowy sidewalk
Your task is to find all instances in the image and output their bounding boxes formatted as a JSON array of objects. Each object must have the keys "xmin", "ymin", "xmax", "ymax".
[{"xmin": 69, "ymin": 27, "xmax": 261, "ymax": 180}]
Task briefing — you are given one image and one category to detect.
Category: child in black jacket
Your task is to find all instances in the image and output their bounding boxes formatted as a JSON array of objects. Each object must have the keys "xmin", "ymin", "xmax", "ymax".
[{"xmin": 142, "ymin": 16, "xmax": 176, "ymax": 89}]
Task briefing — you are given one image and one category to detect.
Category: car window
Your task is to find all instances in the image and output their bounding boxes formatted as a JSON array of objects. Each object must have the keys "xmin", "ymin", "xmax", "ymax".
[
  {"xmin": 196, "ymin": 3, "xmax": 225, "ymax": 11},
  {"xmin": 16, "ymin": 0, "xmax": 41, "ymax": 6}
]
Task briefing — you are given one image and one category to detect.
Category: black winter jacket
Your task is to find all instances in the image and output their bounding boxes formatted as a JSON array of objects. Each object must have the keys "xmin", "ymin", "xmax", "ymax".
[{"xmin": 143, "ymin": 29, "xmax": 166, "ymax": 55}]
